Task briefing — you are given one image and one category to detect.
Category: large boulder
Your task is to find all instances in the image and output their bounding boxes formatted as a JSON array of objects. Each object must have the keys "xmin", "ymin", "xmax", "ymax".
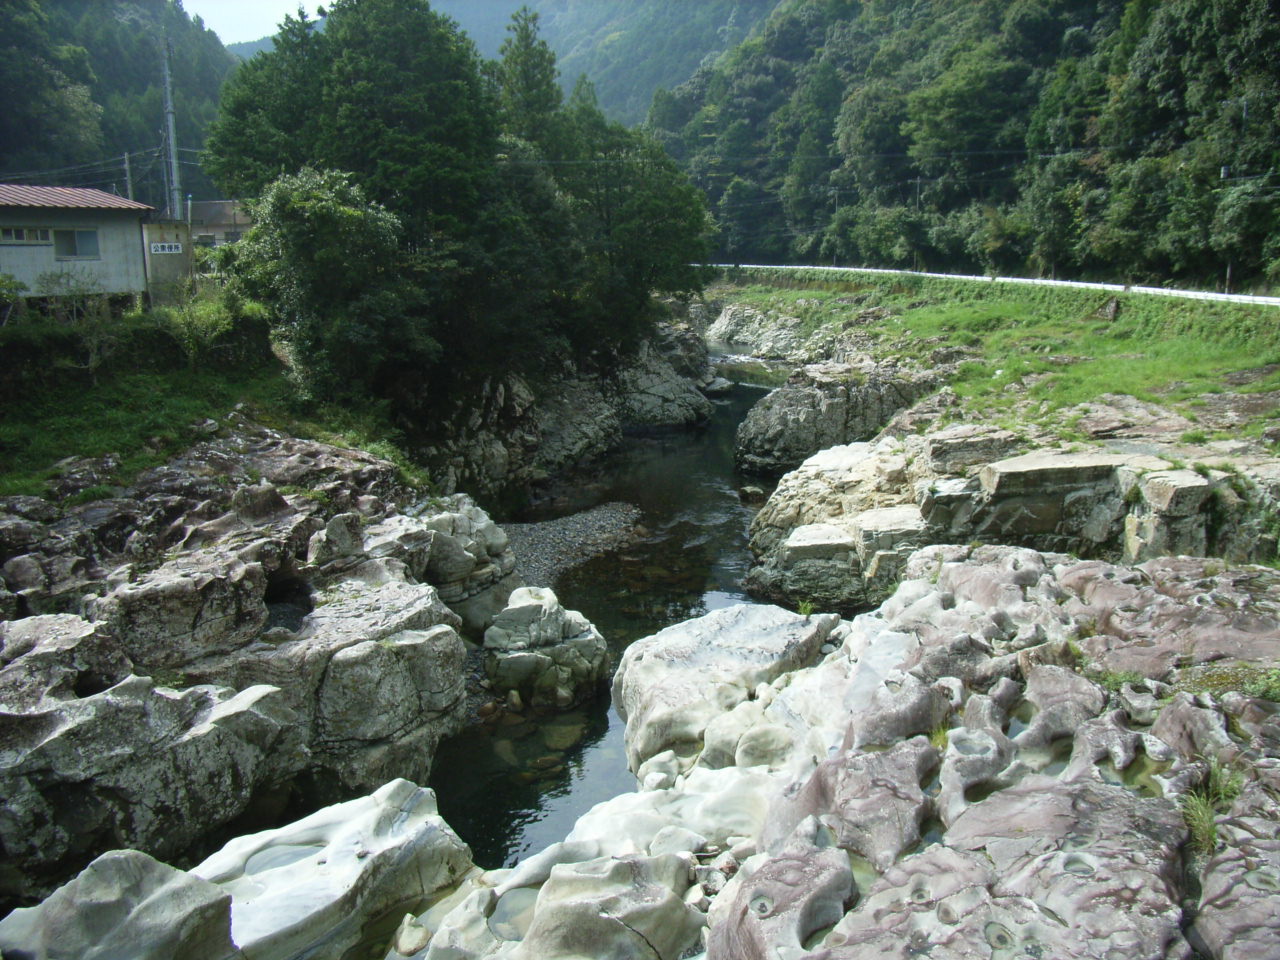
[
  {"xmin": 193, "ymin": 779, "xmax": 471, "ymax": 960},
  {"xmin": 0, "ymin": 668, "xmax": 305, "ymax": 904},
  {"xmin": 735, "ymin": 361, "xmax": 938, "ymax": 475},
  {"xmin": 483, "ymin": 586, "xmax": 609, "ymax": 711},
  {"xmin": 187, "ymin": 578, "xmax": 466, "ymax": 795},
  {"xmin": 2, "ymin": 779, "xmax": 473, "ymax": 960},
  {"xmin": 613, "ymin": 603, "xmax": 837, "ymax": 771},
  {"xmin": 0, "ymin": 850, "xmax": 242, "ymax": 960}
]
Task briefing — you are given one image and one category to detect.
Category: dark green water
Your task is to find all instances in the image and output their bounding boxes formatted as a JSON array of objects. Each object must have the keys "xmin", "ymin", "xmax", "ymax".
[{"xmin": 428, "ymin": 382, "xmax": 770, "ymax": 868}]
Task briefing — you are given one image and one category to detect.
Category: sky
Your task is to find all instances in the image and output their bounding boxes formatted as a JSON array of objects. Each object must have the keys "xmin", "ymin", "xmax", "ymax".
[{"xmin": 182, "ymin": 1, "xmax": 322, "ymax": 46}]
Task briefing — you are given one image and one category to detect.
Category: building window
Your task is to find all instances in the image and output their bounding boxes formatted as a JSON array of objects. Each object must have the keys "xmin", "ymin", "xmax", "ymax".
[
  {"xmin": 54, "ymin": 229, "xmax": 100, "ymax": 259},
  {"xmin": 0, "ymin": 226, "xmax": 52, "ymax": 244}
]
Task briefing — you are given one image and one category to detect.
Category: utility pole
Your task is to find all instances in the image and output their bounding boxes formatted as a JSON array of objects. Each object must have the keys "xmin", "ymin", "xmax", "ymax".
[
  {"xmin": 123, "ymin": 152, "xmax": 133, "ymax": 201},
  {"xmin": 161, "ymin": 37, "xmax": 182, "ymax": 219}
]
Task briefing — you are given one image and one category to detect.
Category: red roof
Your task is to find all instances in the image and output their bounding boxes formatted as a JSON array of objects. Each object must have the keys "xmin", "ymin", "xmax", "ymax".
[{"xmin": 0, "ymin": 184, "xmax": 152, "ymax": 211}]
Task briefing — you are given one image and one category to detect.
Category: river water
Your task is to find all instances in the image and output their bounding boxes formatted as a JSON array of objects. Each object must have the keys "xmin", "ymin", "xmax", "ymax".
[{"xmin": 428, "ymin": 379, "xmax": 771, "ymax": 868}]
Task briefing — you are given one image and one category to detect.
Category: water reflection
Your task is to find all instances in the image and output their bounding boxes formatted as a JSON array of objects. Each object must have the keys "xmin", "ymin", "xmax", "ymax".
[{"xmin": 429, "ymin": 382, "xmax": 772, "ymax": 868}]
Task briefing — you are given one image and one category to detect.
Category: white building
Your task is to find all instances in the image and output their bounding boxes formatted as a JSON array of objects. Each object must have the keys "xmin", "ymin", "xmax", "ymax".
[{"xmin": 0, "ymin": 184, "xmax": 153, "ymax": 297}]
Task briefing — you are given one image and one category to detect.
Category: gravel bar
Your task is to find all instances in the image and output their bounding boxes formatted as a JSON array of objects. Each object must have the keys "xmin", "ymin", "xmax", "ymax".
[{"xmin": 503, "ymin": 501, "xmax": 643, "ymax": 588}]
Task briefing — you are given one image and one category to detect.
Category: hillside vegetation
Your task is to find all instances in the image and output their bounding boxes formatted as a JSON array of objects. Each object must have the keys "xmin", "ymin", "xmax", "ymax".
[
  {"xmin": 230, "ymin": 0, "xmax": 777, "ymax": 128},
  {"xmin": 652, "ymin": 0, "xmax": 1280, "ymax": 290},
  {"xmin": 0, "ymin": 0, "xmax": 236, "ymax": 205}
]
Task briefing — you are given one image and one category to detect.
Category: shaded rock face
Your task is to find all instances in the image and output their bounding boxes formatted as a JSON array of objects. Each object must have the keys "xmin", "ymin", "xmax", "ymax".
[
  {"xmin": 383, "ymin": 548, "xmax": 1279, "ymax": 960},
  {"xmin": 421, "ymin": 320, "xmax": 715, "ymax": 498},
  {"xmin": 735, "ymin": 361, "xmax": 939, "ymax": 475},
  {"xmin": 0, "ymin": 426, "xmax": 516, "ymax": 905},
  {"xmin": 746, "ymin": 432, "xmax": 1280, "ymax": 613}
]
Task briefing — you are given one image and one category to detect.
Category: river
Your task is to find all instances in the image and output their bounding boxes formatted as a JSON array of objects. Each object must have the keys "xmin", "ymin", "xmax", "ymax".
[{"xmin": 428, "ymin": 378, "xmax": 771, "ymax": 869}]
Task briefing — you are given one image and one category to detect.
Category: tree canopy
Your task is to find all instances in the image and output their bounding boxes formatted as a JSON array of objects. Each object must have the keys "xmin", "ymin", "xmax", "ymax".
[{"xmin": 208, "ymin": 0, "xmax": 711, "ymax": 408}]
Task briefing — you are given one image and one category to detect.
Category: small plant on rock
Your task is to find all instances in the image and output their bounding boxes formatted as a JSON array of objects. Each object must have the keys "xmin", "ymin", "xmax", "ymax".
[
  {"xmin": 1181, "ymin": 754, "xmax": 1244, "ymax": 854},
  {"xmin": 928, "ymin": 720, "xmax": 951, "ymax": 751}
]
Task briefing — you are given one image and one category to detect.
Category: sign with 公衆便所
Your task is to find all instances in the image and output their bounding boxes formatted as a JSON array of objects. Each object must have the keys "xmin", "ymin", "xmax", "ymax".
[{"xmin": 150, "ymin": 242, "xmax": 183, "ymax": 254}]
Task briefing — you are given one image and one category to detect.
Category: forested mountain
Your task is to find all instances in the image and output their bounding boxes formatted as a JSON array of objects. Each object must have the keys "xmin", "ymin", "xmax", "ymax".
[
  {"xmin": 652, "ymin": 0, "xmax": 1280, "ymax": 289},
  {"xmin": 0, "ymin": 0, "xmax": 236, "ymax": 207},
  {"xmin": 230, "ymin": 1, "xmax": 777, "ymax": 127}
]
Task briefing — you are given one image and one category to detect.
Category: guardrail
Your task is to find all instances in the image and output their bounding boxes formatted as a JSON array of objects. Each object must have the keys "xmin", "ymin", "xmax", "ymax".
[{"xmin": 710, "ymin": 264, "xmax": 1280, "ymax": 309}]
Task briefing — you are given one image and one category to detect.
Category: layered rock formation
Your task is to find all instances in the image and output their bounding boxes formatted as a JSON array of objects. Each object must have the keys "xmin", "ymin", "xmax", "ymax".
[
  {"xmin": 483, "ymin": 586, "xmax": 608, "ymax": 711},
  {"xmin": 747, "ymin": 428, "xmax": 1280, "ymax": 613},
  {"xmin": 0, "ymin": 425, "xmax": 519, "ymax": 905},
  {"xmin": 420, "ymin": 320, "xmax": 715, "ymax": 498},
  {"xmin": 393, "ymin": 546, "xmax": 1279, "ymax": 960},
  {"xmin": 8, "ymin": 548, "xmax": 1279, "ymax": 959}
]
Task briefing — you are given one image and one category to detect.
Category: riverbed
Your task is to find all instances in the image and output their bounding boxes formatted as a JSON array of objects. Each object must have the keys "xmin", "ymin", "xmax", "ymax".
[{"xmin": 428, "ymin": 381, "xmax": 771, "ymax": 868}]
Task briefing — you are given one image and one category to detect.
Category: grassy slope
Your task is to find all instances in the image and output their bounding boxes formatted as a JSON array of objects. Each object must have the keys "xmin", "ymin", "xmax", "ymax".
[
  {"xmin": 0, "ymin": 361, "xmax": 427, "ymax": 500},
  {"xmin": 715, "ymin": 268, "xmax": 1280, "ymax": 441}
]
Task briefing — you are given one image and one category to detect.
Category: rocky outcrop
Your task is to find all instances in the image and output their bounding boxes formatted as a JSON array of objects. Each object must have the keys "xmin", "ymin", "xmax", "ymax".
[
  {"xmin": 387, "ymin": 546, "xmax": 1279, "ymax": 960},
  {"xmin": 0, "ymin": 779, "xmax": 473, "ymax": 960},
  {"xmin": 746, "ymin": 429, "xmax": 1280, "ymax": 613},
  {"xmin": 706, "ymin": 300, "xmax": 891, "ymax": 363},
  {"xmin": 9, "ymin": 549, "xmax": 1280, "ymax": 959},
  {"xmin": 483, "ymin": 586, "xmax": 609, "ymax": 711},
  {"xmin": 0, "ymin": 427, "xmax": 519, "ymax": 903},
  {"xmin": 0, "ymin": 650, "xmax": 305, "ymax": 904},
  {"xmin": 613, "ymin": 603, "xmax": 838, "ymax": 772},
  {"xmin": 735, "ymin": 360, "xmax": 939, "ymax": 474}
]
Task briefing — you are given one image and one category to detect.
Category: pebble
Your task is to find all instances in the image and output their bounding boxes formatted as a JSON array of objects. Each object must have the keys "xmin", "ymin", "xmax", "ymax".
[{"xmin": 503, "ymin": 501, "xmax": 642, "ymax": 587}]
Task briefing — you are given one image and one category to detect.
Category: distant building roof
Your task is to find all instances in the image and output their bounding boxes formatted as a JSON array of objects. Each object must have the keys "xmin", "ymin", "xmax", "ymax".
[{"xmin": 0, "ymin": 184, "xmax": 153, "ymax": 211}]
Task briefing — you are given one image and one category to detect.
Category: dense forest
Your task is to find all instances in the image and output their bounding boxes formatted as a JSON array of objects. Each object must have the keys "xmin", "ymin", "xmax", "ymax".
[
  {"xmin": 5, "ymin": 0, "xmax": 1279, "ymax": 292},
  {"xmin": 0, "ymin": 0, "xmax": 236, "ymax": 208},
  {"xmin": 650, "ymin": 0, "xmax": 1280, "ymax": 289},
  {"xmin": 202, "ymin": 0, "xmax": 709, "ymax": 407}
]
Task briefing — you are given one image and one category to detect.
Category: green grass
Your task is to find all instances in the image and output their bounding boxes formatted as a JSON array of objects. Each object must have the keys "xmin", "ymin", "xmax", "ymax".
[
  {"xmin": 1182, "ymin": 754, "xmax": 1244, "ymax": 854},
  {"xmin": 0, "ymin": 367, "xmax": 289, "ymax": 497},
  {"xmin": 712, "ymin": 270, "xmax": 1280, "ymax": 437},
  {"xmin": 0, "ymin": 362, "xmax": 432, "ymax": 499},
  {"xmin": 1086, "ymin": 668, "xmax": 1146, "ymax": 693}
]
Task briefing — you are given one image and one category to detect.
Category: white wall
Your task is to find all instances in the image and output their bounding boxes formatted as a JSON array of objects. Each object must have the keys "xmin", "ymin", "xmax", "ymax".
[{"xmin": 0, "ymin": 208, "xmax": 148, "ymax": 296}]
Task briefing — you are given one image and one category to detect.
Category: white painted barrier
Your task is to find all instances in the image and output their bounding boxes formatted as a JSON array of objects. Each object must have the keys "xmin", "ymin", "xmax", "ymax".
[{"xmin": 710, "ymin": 264, "xmax": 1280, "ymax": 308}]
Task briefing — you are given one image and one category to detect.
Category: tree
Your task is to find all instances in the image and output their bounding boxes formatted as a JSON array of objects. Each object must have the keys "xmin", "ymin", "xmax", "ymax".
[
  {"xmin": 319, "ymin": 0, "xmax": 497, "ymax": 245},
  {"xmin": 555, "ymin": 82, "xmax": 711, "ymax": 344},
  {"xmin": 205, "ymin": 0, "xmax": 497, "ymax": 247},
  {"xmin": 494, "ymin": 6, "xmax": 562, "ymax": 149},
  {"xmin": 232, "ymin": 168, "xmax": 431, "ymax": 401},
  {"xmin": 202, "ymin": 11, "xmax": 326, "ymax": 198}
]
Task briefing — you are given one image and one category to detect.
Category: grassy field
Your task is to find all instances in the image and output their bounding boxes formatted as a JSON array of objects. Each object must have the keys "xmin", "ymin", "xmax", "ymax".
[{"xmin": 713, "ymin": 268, "xmax": 1280, "ymax": 440}]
